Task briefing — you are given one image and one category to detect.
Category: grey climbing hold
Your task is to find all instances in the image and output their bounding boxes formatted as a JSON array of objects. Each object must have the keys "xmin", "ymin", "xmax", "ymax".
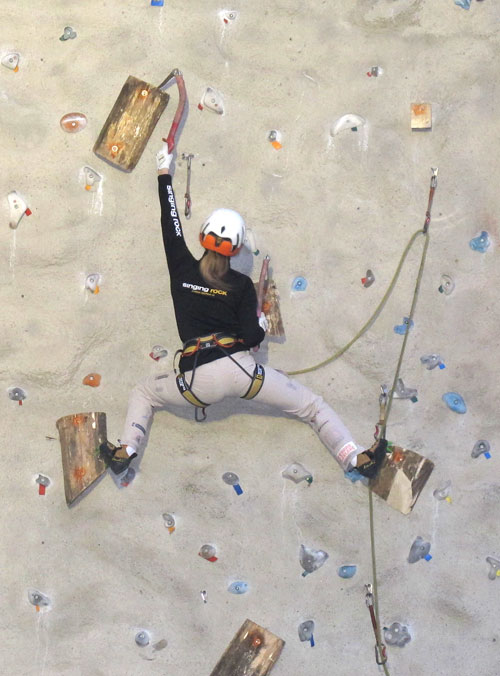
[
  {"xmin": 393, "ymin": 378, "xmax": 418, "ymax": 402},
  {"xmin": 162, "ymin": 513, "xmax": 175, "ymax": 529},
  {"xmin": 300, "ymin": 544, "xmax": 329, "ymax": 576},
  {"xmin": 433, "ymin": 481, "xmax": 452, "ymax": 502},
  {"xmin": 420, "ymin": 354, "xmax": 445, "ymax": 370},
  {"xmin": 438, "ymin": 274, "xmax": 455, "ymax": 295},
  {"xmin": 59, "ymin": 26, "xmax": 77, "ymax": 41},
  {"xmin": 486, "ymin": 556, "xmax": 500, "ymax": 580},
  {"xmin": 135, "ymin": 630, "xmax": 151, "ymax": 647},
  {"xmin": 8, "ymin": 386, "xmax": 26, "ymax": 403},
  {"xmin": 384, "ymin": 622, "xmax": 411, "ymax": 647},
  {"xmin": 408, "ymin": 536, "xmax": 432, "ymax": 563},
  {"xmin": 28, "ymin": 589, "xmax": 50, "ymax": 608},
  {"xmin": 298, "ymin": 620, "xmax": 315, "ymax": 642},
  {"xmin": 282, "ymin": 462, "xmax": 313, "ymax": 484},
  {"xmin": 199, "ymin": 544, "xmax": 217, "ymax": 561},
  {"xmin": 471, "ymin": 440, "xmax": 491, "ymax": 459},
  {"xmin": 361, "ymin": 269, "xmax": 375, "ymax": 288},
  {"xmin": 150, "ymin": 345, "xmax": 168, "ymax": 361}
]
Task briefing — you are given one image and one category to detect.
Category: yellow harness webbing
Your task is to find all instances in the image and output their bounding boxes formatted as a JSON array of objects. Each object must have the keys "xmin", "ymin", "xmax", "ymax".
[
  {"xmin": 175, "ymin": 334, "xmax": 265, "ymax": 411},
  {"xmin": 240, "ymin": 364, "xmax": 265, "ymax": 400}
]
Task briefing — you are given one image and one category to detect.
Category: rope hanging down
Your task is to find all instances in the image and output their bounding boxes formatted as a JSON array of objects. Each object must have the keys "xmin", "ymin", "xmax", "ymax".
[
  {"xmin": 367, "ymin": 168, "xmax": 438, "ymax": 675},
  {"xmin": 287, "ymin": 168, "xmax": 438, "ymax": 378}
]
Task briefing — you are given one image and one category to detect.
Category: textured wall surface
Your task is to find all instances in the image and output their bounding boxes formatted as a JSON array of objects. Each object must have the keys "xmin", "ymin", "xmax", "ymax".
[{"xmin": 1, "ymin": 1, "xmax": 499, "ymax": 675}]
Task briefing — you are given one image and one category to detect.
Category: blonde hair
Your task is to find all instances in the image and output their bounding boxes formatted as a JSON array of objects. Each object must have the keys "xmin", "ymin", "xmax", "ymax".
[{"xmin": 199, "ymin": 250, "xmax": 231, "ymax": 291}]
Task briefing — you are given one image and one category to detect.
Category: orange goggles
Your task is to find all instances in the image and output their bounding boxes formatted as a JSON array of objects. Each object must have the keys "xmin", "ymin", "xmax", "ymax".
[{"xmin": 200, "ymin": 232, "xmax": 241, "ymax": 257}]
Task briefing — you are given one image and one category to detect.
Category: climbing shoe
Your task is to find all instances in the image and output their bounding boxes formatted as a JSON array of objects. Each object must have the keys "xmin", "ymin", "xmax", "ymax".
[
  {"xmin": 354, "ymin": 438, "xmax": 388, "ymax": 479},
  {"xmin": 99, "ymin": 441, "xmax": 137, "ymax": 475}
]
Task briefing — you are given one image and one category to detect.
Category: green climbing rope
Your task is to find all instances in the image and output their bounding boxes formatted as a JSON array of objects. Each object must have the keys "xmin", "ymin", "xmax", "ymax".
[
  {"xmin": 287, "ymin": 228, "xmax": 426, "ymax": 376},
  {"xmin": 285, "ymin": 222, "xmax": 432, "ymax": 676},
  {"xmin": 368, "ymin": 230, "xmax": 430, "ymax": 676}
]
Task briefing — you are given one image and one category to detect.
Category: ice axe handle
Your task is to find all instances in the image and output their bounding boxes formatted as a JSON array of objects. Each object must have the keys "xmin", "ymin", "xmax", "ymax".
[{"xmin": 159, "ymin": 71, "xmax": 187, "ymax": 154}]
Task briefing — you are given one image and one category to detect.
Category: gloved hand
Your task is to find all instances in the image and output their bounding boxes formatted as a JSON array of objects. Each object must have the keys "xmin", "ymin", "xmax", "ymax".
[
  {"xmin": 157, "ymin": 144, "xmax": 173, "ymax": 171},
  {"xmin": 258, "ymin": 315, "xmax": 269, "ymax": 332}
]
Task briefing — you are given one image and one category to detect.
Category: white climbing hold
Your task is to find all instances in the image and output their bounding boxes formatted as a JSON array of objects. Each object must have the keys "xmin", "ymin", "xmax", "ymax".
[
  {"xmin": 8, "ymin": 191, "xmax": 31, "ymax": 229},
  {"xmin": 199, "ymin": 87, "xmax": 224, "ymax": 115},
  {"xmin": 2, "ymin": 52, "xmax": 20, "ymax": 72},
  {"xmin": 331, "ymin": 114, "xmax": 366, "ymax": 136}
]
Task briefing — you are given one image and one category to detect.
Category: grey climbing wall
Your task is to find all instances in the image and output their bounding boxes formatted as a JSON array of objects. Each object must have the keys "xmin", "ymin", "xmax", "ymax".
[{"xmin": 2, "ymin": 1, "xmax": 499, "ymax": 674}]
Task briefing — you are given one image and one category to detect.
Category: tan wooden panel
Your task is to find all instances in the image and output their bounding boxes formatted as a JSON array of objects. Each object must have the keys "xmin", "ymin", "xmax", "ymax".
[
  {"xmin": 254, "ymin": 279, "xmax": 285, "ymax": 337},
  {"xmin": 370, "ymin": 445, "xmax": 434, "ymax": 514},
  {"xmin": 93, "ymin": 75, "xmax": 170, "ymax": 172},
  {"xmin": 209, "ymin": 619, "xmax": 285, "ymax": 676},
  {"xmin": 56, "ymin": 412, "xmax": 108, "ymax": 506},
  {"xmin": 411, "ymin": 103, "xmax": 432, "ymax": 130}
]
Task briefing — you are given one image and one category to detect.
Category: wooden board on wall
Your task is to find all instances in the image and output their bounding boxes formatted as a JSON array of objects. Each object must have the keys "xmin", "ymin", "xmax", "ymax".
[
  {"xmin": 93, "ymin": 75, "xmax": 170, "ymax": 172},
  {"xmin": 56, "ymin": 412, "xmax": 108, "ymax": 506},
  {"xmin": 370, "ymin": 444, "xmax": 434, "ymax": 514},
  {"xmin": 209, "ymin": 619, "xmax": 285, "ymax": 676}
]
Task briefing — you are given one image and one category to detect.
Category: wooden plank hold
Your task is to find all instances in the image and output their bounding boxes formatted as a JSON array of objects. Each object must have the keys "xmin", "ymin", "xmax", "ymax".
[
  {"xmin": 411, "ymin": 103, "xmax": 432, "ymax": 130},
  {"xmin": 209, "ymin": 619, "xmax": 285, "ymax": 676},
  {"xmin": 254, "ymin": 279, "xmax": 285, "ymax": 338},
  {"xmin": 93, "ymin": 75, "xmax": 170, "ymax": 172},
  {"xmin": 370, "ymin": 444, "xmax": 434, "ymax": 515},
  {"xmin": 56, "ymin": 412, "xmax": 108, "ymax": 506}
]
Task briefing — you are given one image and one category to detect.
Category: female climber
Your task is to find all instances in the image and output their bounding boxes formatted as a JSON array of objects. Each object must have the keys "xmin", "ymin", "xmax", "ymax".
[{"xmin": 99, "ymin": 147, "xmax": 387, "ymax": 478}]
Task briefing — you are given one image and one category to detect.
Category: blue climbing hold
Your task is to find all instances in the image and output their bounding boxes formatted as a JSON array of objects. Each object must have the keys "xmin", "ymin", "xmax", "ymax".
[
  {"xmin": 442, "ymin": 392, "xmax": 467, "ymax": 414},
  {"xmin": 394, "ymin": 317, "xmax": 414, "ymax": 335},
  {"xmin": 292, "ymin": 276, "xmax": 307, "ymax": 292},
  {"xmin": 151, "ymin": 0, "xmax": 164, "ymax": 5},
  {"xmin": 469, "ymin": 231, "xmax": 490, "ymax": 253},
  {"xmin": 454, "ymin": 0, "xmax": 471, "ymax": 9},
  {"xmin": 338, "ymin": 565, "xmax": 357, "ymax": 579},
  {"xmin": 228, "ymin": 581, "xmax": 248, "ymax": 595}
]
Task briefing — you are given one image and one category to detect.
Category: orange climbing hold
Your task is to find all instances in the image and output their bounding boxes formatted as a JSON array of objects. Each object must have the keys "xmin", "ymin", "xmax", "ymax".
[
  {"xmin": 60, "ymin": 112, "xmax": 87, "ymax": 133},
  {"xmin": 83, "ymin": 373, "xmax": 101, "ymax": 387}
]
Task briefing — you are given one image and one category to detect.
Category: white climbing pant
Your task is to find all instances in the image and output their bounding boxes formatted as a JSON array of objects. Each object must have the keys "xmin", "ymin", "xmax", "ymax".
[{"xmin": 121, "ymin": 351, "xmax": 361, "ymax": 471}]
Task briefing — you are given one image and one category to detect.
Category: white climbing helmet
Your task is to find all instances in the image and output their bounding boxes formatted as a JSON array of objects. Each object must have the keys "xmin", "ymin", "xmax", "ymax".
[{"xmin": 199, "ymin": 208, "xmax": 246, "ymax": 257}]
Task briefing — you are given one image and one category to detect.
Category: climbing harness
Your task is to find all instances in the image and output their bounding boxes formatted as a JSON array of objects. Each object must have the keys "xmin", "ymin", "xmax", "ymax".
[{"xmin": 174, "ymin": 333, "xmax": 266, "ymax": 420}]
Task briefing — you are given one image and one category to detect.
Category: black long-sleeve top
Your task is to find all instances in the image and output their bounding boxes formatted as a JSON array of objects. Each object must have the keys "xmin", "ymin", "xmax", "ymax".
[{"xmin": 158, "ymin": 174, "xmax": 265, "ymax": 372}]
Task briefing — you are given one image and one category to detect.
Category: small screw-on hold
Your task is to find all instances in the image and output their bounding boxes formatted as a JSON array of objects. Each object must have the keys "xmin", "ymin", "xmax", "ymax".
[
  {"xmin": 150, "ymin": 345, "xmax": 168, "ymax": 361},
  {"xmin": 28, "ymin": 589, "xmax": 50, "ymax": 608},
  {"xmin": 59, "ymin": 26, "xmax": 77, "ymax": 41},
  {"xmin": 141, "ymin": 90, "xmax": 148, "ymax": 97},
  {"xmin": 135, "ymin": 630, "xmax": 150, "ymax": 647},
  {"xmin": 8, "ymin": 386, "xmax": 26, "ymax": 404},
  {"xmin": 36, "ymin": 474, "xmax": 50, "ymax": 496},
  {"xmin": 163, "ymin": 513, "xmax": 175, "ymax": 529},
  {"xmin": 268, "ymin": 130, "xmax": 278, "ymax": 142},
  {"xmin": 200, "ymin": 590, "xmax": 207, "ymax": 603},
  {"xmin": 471, "ymin": 440, "xmax": 491, "ymax": 459}
]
